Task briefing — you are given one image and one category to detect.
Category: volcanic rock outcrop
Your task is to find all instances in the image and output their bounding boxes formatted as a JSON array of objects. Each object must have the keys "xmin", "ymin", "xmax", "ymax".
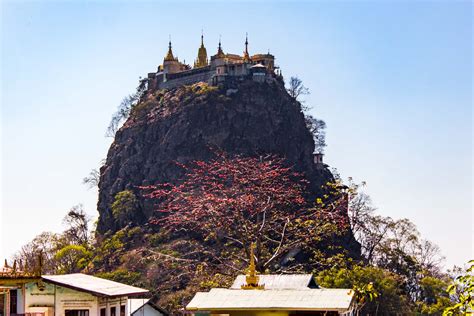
[{"xmin": 97, "ymin": 80, "xmax": 348, "ymax": 245}]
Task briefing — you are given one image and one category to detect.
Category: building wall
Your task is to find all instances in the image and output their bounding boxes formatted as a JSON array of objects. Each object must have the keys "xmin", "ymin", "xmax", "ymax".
[
  {"xmin": 26, "ymin": 282, "xmax": 98, "ymax": 316},
  {"xmin": 131, "ymin": 304, "xmax": 163, "ymax": 316},
  {"xmin": 24, "ymin": 282, "xmax": 129, "ymax": 316},
  {"xmin": 150, "ymin": 54, "xmax": 276, "ymax": 91},
  {"xmin": 163, "ymin": 61, "xmax": 181, "ymax": 74},
  {"xmin": 17, "ymin": 287, "xmax": 25, "ymax": 314},
  {"xmin": 159, "ymin": 70, "xmax": 214, "ymax": 90},
  {"xmin": 98, "ymin": 296, "xmax": 129, "ymax": 316}
]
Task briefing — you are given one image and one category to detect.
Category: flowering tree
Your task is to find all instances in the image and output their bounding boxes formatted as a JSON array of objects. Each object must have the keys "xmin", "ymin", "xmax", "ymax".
[
  {"xmin": 143, "ymin": 152, "xmax": 348, "ymax": 274},
  {"xmin": 444, "ymin": 260, "xmax": 474, "ymax": 315}
]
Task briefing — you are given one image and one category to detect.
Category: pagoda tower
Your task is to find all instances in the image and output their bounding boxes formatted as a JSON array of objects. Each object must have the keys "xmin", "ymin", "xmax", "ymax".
[{"xmin": 194, "ymin": 32, "xmax": 209, "ymax": 68}]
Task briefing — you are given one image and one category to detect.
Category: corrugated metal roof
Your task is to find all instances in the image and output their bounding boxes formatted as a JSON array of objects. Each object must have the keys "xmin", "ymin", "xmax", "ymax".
[
  {"xmin": 230, "ymin": 274, "xmax": 317, "ymax": 290},
  {"xmin": 186, "ymin": 288, "xmax": 354, "ymax": 311},
  {"xmin": 42, "ymin": 273, "xmax": 149, "ymax": 297}
]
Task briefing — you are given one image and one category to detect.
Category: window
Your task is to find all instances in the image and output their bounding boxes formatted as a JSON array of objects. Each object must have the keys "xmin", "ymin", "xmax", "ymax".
[
  {"xmin": 65, "ymin": 310, "xmax": 89, "ymax": 316},
  {"xmin": 0, "ymin": 293, "xmax": 5, "ymax": 316},
  {"xmin": 10, "ymin": 290, "xmax": 17, "ymax": 314},
  {"xmin": 110, "ymin": 306, "xmax": 116, "ymax": 316},
  {"xmin": 100, "ymin": 308, "xmax": 106, "ymax": 316},
  {"xmin": 120, "ymin": 306, "xmax": 125, "ymax": 316}
]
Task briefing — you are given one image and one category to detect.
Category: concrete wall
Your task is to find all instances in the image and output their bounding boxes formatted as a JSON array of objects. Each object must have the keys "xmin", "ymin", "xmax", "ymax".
[
  {"xmin": 26, "ymin": 282, "xmax": 98, "ymax": 316},
  {"xmin": 98, "ymin": 296, "xmax": 128, "ymax": 316},
  {"xmin": 24, "ymin": 282, "xmax": 129, "ymax": 316},
  {"xmin": 131, "ymin": 304, "xmax": 163, "ymax": 316},
  {"xmin": 17, "ymin": 288, "xmax": 25, "ymax": 314},
  {"xmin": 159, "ymin": 71, "xmax": 214, "ymax": 90}
]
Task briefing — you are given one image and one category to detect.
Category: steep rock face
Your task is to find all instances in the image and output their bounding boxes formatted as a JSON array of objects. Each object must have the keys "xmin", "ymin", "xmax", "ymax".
[{"xmin": 98, "ymin": 81, "xmax": 333, "ymax": 234}]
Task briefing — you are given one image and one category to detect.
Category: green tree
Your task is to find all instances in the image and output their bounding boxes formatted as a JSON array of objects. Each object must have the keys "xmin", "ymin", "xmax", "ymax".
[
  {"xmin": 14, "ymin": 204, "xmax": 94, "ymax": 274},
  {"xmin": 63, "ymin": 204, "xmax": 91, "ymax": 246},
  {"xmin": 106, "ymin": 79, "xmax": 147, "ymax": 137},
  {"xmin": 444, "ymin": 260, "xmax": 474, "ymax": 315},
  {"xmin": 54, "ymin": 245, "xmax": 92, "ymax": 274},
  {"xmin": 95, "ymin": 269, "xmax": 143, "ymax": 286},
  {"xmin": 13, "ymin": 232, "xmax": 63, "ymax": 274},
  {"xmin": 111, "ymin": 190, "xmax": 140, "ymax": 227},
  {"xmin": 317, "ymin": 264, "xmax": 413, "ymax": 314},
  {"xmin": 304, "ymin": 115, "xmax": 327, "ymax": 153},
  {"xmin": 416, "ymin": 276, "xmax": 452, "ymax": 315},
  {"xmin": 346, "ymin": 180, "xmax": 447, "ymax": 308}
]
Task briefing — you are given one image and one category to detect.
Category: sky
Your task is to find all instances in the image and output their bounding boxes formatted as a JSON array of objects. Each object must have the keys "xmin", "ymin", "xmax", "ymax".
[{"xmin": 1, "ymin": 1, "xmax": 472, "ymax": 269}]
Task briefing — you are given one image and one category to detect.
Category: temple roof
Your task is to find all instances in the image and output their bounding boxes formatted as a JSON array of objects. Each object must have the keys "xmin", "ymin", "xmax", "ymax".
[
  {"xmin": 186, "ymin": 288, "xmax": 354, "ymax": 311},
  {"xmin": 194, "ymin": 34, "xmax": 208, "ymax": 68},
  {"xmin": 231, "ymin": 274, "xmax": 318, "ymax": 290},
  {"xmin": 164, "ymin": 41, "xmax": 176, "ymax": 62}
]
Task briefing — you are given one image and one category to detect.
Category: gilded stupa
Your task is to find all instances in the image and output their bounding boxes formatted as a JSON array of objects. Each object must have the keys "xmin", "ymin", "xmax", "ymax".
[{"xmin": 194, "ymin": 33, "xmax": 208, "ymax": 68}]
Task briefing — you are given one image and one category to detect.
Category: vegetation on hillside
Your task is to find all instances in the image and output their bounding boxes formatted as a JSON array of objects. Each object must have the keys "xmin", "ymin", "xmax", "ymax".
[
  {"xmin": 15, "ymin": 153, "xmax": 471, "ymax": 314},
  {"xmin": 13, "ymin": 78, "xmax": 471, "ymax": 315}
]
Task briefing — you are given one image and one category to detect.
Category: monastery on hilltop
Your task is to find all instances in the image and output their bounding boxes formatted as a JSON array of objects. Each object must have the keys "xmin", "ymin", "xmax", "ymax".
[{"xmin": 146, "ymin": 34, "xmax": 282, "ymax": 91}]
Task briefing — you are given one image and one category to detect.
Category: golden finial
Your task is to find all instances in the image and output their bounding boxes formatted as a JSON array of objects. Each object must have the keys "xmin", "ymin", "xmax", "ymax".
[
  {"xmin": 243, "ymin": 33, "xmax": 250, "ymax": 63},
  {"xmin": 216, "ymin": 36, "xmax": 225, "ymax": 58},
  {"xmin": 164, "ymin": 36, "xmax": 175, "ymax": 62},
  {"xmin": 195, "ymin": 30, "xmax": 208, "ymax": 68},
  {"xmin": 241, "ymin": 242, "xmax": 265, "ymax": 290}
]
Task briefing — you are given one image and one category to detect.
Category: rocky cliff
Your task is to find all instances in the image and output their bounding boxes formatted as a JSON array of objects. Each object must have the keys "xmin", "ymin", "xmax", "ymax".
[{"xmin": 98, "ymin": 80, "xmax": 334, "ymax": 234}]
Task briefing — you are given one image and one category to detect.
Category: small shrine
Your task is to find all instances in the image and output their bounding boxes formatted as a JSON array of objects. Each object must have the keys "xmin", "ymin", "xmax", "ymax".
[{"xmin": 186, "ymin": 244, "xmax": 356, "ymax": 316}]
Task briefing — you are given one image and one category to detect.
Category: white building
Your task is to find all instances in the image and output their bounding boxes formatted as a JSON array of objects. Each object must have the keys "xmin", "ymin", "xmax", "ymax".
[
  {"xmin": 128, "ymin": 299, "xmax": 166, "ymax": 316},
  {"xmin": 1, "ymin": 271, "xmax": 150, "ymax": 316}
]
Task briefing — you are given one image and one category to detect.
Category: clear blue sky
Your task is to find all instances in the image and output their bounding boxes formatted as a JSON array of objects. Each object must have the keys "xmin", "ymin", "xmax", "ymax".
[{"xmin": 1, "ymin": 1, "xmax": 472, "ymax": 268}]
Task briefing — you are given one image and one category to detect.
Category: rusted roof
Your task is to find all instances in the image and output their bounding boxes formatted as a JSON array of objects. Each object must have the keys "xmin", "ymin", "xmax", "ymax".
[{"xmin": 42, "ymin": 273, "xmax": 148, "ymax": 297}]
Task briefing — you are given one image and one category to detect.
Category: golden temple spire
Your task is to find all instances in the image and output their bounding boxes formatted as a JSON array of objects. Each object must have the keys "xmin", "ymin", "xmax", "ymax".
[
  {"xmin": 241, "ymin": 242, "xmax": 265, "ymax": 290},
  {"xmin": 194, "ymin": 30, "xmax": 208, "ymax": 68},
  {"xmin": 216, "ymin": 36, "xmax": 225, "ymax": 58},
  {"xmin": 243, "ymin": 33, "xmax": 250, "ymax": 62},
  {"xmin": 164, "ymin": 37, "xmax": 175, "ymax": 62}
]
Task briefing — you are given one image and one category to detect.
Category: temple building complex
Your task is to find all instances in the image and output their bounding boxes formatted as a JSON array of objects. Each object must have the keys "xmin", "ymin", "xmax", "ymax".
[{"xmin": 146, "ymin": 34, "xmax": 282, "ymax": 91}]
